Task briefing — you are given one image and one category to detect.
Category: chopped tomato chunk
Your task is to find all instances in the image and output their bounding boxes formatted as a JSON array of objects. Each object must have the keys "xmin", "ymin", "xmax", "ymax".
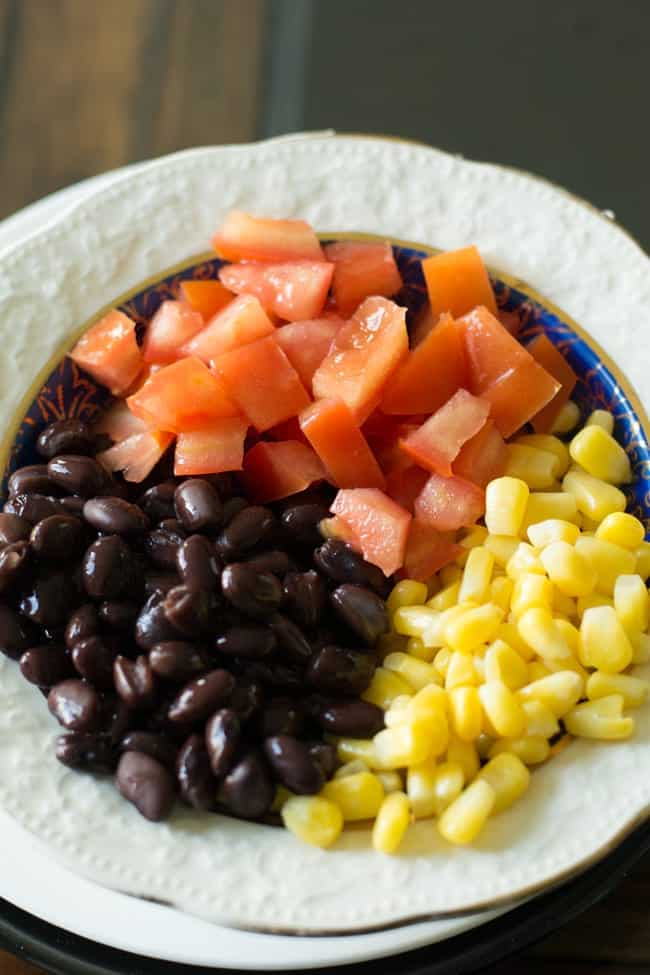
[
  {"xmin": 411, "ymin": 303, "xmax": 437, "ymax": 347},
  {"xmin": 267, "ymin": 416, "xmax": 309, "ymax": 444},
  {"xmin": 321, "ymin": 515, "xmax": 359, "ymax": 546},
  {"xmin": 300, "ymin": 398, "xmax": 385, "ymax": 490},
  {"xmin": 527, "ymin": 333, "xmax": 578, "ymax": 432},
  {"xmin": 174, "ymin": 416, "xmax": 248, "ymax": 476},
  {"xmin": 69, "ymin": 310, "xmax": 142, "ymax": 396},
  {"xmin": 421, "ymin": 246, "xmax": 497, "ymax": 321},
  {"xmin": 93, "ymin": 400, "xmax": 149, "ymax": 442},
  {"xmin": 219, "ymin": 261, "xmax": 334, "ymax": 322},
  {"xmin": 274, "ymin": 319, "xmax": 340, "ymax": 392},
  {"xmin": 481, "ymin": 361, "xmax": 561, "ymax": 438},
  {"xmin": 127, "ymin": 356, "xmax": 239, "ymax": 433},
  {"xmin": 323, "ymin": 241, "xmax": 402, "ymax": 316},
  {"xmin": 179, "ymin": 279, "xmax": 234, "ymax": 320},
  {"xmin": 452, "ymin": 419, "xmax": 508, "ymax": 487},
  {"xmin": 142, "ymin": 300, "xmax": 204, "ymax": 363},
  {"xmin": 331, "ymin": 488, "xmax": 411, "ymax": 577},
  {"xmin": 414, "ymin": 473, "xmax": 485, "ymax": 531},
  {"xmin": 363, "ymin": 415, "xmax": 422, "ymax": 474},
  {"xmin": 242, "ymin": 440, "xmax": 326, "ymax": 503},
  {"xmin": 97, "ymin": 430, "xmax": 173, "ymax": 483},
  {"xmin": 212, "ymin": 212, "xmax": 323, "ymax": 262},
  {"xmin": 385, "ymin": 466, "xmax": 430, "ymax": 512},
  {"xmin": 181, "ymin": 295, "xmax": 275, "ymax": 365},
  {"xmin": 399, "ymin": 389, "xmax": 490, "ymax": 476},
  {"xmin": 402, "ymin": 521, "xmax": 463, "ymax": 581}
]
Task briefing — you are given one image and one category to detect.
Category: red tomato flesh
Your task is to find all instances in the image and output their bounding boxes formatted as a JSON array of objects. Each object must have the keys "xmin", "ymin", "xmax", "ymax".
[
  {"xmin": 142, "ymin": 301, "xmax": 204, "ymax": 364},
  {"xmin": 414, "ymin": 473, "xmax": 485, "ymax": 531},
  {"xmin": 97, "ymin": 430, "xmax": 173, "ymax": 483},
  {"xmin": 402, "ymin": 521, "xmax": 463, "ymax": 581},
  {"xmin": 527, "ymin": 333, "xmax": 578, "ymax": 433},
  {"xmin": 212, "ymin": 212, "xmax": 323, "ymax": 262},
  {"xmin": 181, "ymin": 295, "xmax": 275, "ymax": 366},
  {"xmin": 299, "ymin": 398, "xmax": 386, "ymax": 490},
  {"xmin": 385, "ymin": 466, "xmax": 430, "ymax": 512},
  {"xmin": 452, "ymin": 418, "xmax": 508, "ymax": 487},
  {"xmin": 70, "ymin": 310, "xmax": 143, "ymax": 396},
  {"xmin": 174, "ymin": 416, "xmax": 248, "ymax": 476},
  {"xmin": 219, "ymin": 261, "xmax": 334, "ymax": 322},
  {"xmin": 324, "ymin": 241, "xmax": 402, "ymax": 316},
  {"xmin": 242, "ymin": 440, "xmax": 326, "ymax": 503},
  {"xmin": 481, "ymin": 361, "xmax": 561, "ymax": 438},
  {"xmin": 331, "ymin": 488, "xmax": 411, "ymax": 577},
  {"xmin": 127, "ymin": 356, "xmax": 239, "ymax": 433},
  {"xmin": 93, "ymin": 400, "xmax": 150, "ymax": 442},
  {"xmin": 399, "ymin": 388, "xmax": 490, "ymax": 477},
  {"xmin": 274, "ymin": 319, "xmax": 340, "ymax": 392},
  {"xmin": 179, "ymin": 279, "xmax": 233, "ymax": 320},
  {"xmin": 421, "ymin": 245, "xmax": 497, "ymax": 321},
  {"xmin": 267, "ymin": 416, "xmax": 309, "ymax": 445}
]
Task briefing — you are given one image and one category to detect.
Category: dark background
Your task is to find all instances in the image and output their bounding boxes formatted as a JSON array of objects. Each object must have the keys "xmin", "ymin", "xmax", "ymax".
[{"xmin": 0, "ymin": 2, "xmax": 649, "ymax": 973}]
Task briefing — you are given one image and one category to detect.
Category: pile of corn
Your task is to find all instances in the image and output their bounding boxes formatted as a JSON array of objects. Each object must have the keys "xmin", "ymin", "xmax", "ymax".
[{"xmin": 281, "ymin": 404, "xmax": 650, "ymax": 853}]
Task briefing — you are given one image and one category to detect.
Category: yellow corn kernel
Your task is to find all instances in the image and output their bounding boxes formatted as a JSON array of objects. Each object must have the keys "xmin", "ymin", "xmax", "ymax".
[
  {"xmin": 484, "ymin": 640, "xmax": 529, "ymax": 690},
  {"xmin": 505, "ymin": 444, "xmax": 560, "ymax": 490},
  {"xmin": 460, "ymin": 524, "xmax": 489, "ymax": 551},
  {"xmin": 506, "ymin": 543, "xmax": 545, "ymax": 579},
  {"xmin": 406, "ymin": 636, "xmax": 435, "ymax": 662},
  {"xmin": 544, "ymin": 652, "xmax": 588, "ymax": 680},
  {"xmin": 372, "ymin": 791, "xmax": 411, "ymax": 854},
  {"xmin": 440, "ymin": 563, "xmax": 462, "ymax": 587},
  {"xmin": 386, "ymin": 579, "xmax": 429, "ymax": 615},
  {"xmin": 521, "ymin": 699, "xmax": 560, "ymax": 738},
  {"xmin": 579, "ymin": 514, "xmax": 602, "ymax": 532},
  {"xmin": 484, "ymin": 533, "xmax": 521, "ymax": 568},
  {"xmin": 428, "ymin": 581, "xmax": 461, "ymax": 612},
  {"xmin": 579, "ymin": 606, "xmax": 633, "ymax": 673},
  {"xmin": 335, "ymin": 738, "xmax": 379, "ymax": 767},
  {"xmin": 510, "ymin": 573, "xmax": 554, "ymax": 619},
  {"xmin": 562, "ymin": 470, "xmax": 626, "ymax": 521},
  {"xmin": 550, "ymin": 400, "xmax": 581, "ymax": 434},
  {"xmin": 569, "ymin": 425, "xmax": 631, "ymax": 485},
  {"xmin": 445, "ymin": 651, "xmax": 480, "ymax": 689},
  {"xmin": 376, "ymin": 770, "xmax": 403, "ymax": 793},
  {"xmin": 528, "ymin": 660, "xmax": 552, "ymax": 681},
  {"xmin": 527, "ymin": 518, "xmax": 580, "ymax": 548},
  {"xmin": 477, "ymin": 752, "xmax": 530, "ymax": 814},
  {"xmin": 553, "ymin": 590, "xmax": 578, "ymax": 620},
  {"xmin": 476, "ymin": 732, "xmax": 494, "ymax": 760},
  {"xmin": 635, "ymin": 542, "xmax": 650, "ymax": 581},
  {"xmin": 539, "ymin": 540, "xmax": 596, "ymax": 597},
  {"xmin": 586, "ymin": 671, "xmax": 650, "ymax": 709},
  {"xmin": 445, "ymin": 603, "xmax": 504, "ymax": 653},
  {"xmin": 406, "ymin": 758, "xmax": 438, "ymax": 818},
  {"xmin": 407, "ymin": 683, "xmax": 450, "ymax": 719},
  {"xmin": 614, "ymin": 574, "xmax": 650, "ymax": 635},
  {"xmin": 575, "ymin": 536, "xmax": 636, "ymax": 595},
  {"xmin": 498, "ymin": 621, "xmax": 536, "ymax": 661},
  {"xmin": 362, "ymin": 668, "xmax": 413, "ymax": 710},
  {"xmin": 576, "ymin": 591, "xmax": 613, "ymax": 617},
  {"xmin": 448, "ymin": 686, "xmax": 483, "ymax": 741},
  {"xmin": 518, "ymin": 671, "xmax": 584, "ymax": 717},
  {"xmin": 632, "ymin": 632, "xmax": 650, "ymax": 664},
  {"xmin": 596, "ymin": 512, "xmax": 646, "ymax": 550},
  {"xmin": 523, "ymin": 492, "xmax": 579, "ymax": 530},
  {"xmin": 458, "ymin": 546, "xmax": 494, "ymax": 604},
  {"xmin": 384, "ymin": 696, "xmax": 413, "ymax": 727},
  {"xmin": 516, "ymin": 434, "xmax": 571, "ymax": 476},
  {"xmin": 518, "ymin": 607, "xmax": 572, "ymax": 661},
  {"xmin": 271, "ymin": 785, "xmax": 294, "ymax": 812},
  {"xmin": 376, "ymin": 631, "xmax": 409, "ymax": 659},
  {"xmin": 281, "ymin": 796, "xmax": 343, "ymax": 848},
  {"xmin": 554, "ymin": 617, "xmax": 580, "ymax": 653},
  {"xmin": 585, "ymin": 408, "xmax": 614, "ymax": 434},
  {"xmin": 383, "ymin": 652, "xmax": 442, "ymax": 691},
  {"xmin": 334, "ymin": 759, "xmax": 370, "ymax": 779},
  {"xmin": 564, "ymin": 697, "xmax": 634, "ymax": 740},
  {"xmin": 479, "ymin": 680, "xmax": 526, "ymax": 738},
  {"xmin": 447, "ymin": 735, "xmax": 480, "ymax": 782},
  {"xmin": 374, "ymin": 715, "xmax": 448, "ymax": 768},
  {"xmin": 438, "ymin": 779, "xmax": 495, "ymax": 845},
  {"xmin": 393, "ymin": 605, "xmax": 440, "ymax": 640},
  {"xmin": 488, "ymin": 735, "xmax": 551, "ymax": 765},
  {"xmin": 485, "ymin": 476, "xmax": 530, "ymax": 537},
  {"xmin": 489, "ymin": 576, "xmax": 514, "ymax": 612},
  {"xmin": 321, "ymin": 772, "xmax": 384, "ymax": 821}
]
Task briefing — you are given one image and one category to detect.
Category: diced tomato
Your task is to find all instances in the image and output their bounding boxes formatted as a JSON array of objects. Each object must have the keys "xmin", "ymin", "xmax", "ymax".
[
  {"xmin": 421, "ymin": 246, "xmax": 497, "ymax": 321},
  {"xmin": 97, "ymin": 430, "xmax": 173, "ymax": 483},
  {"xmin": 93, "ymin": 400, "xmax": 150, "ymax": 442},
  {"xmin": 69, "ymin": 310, "xmax": 143, "ymax": 396},
  {"xmin": 181, "ymin": 295, "xmax": 275, "ymax": 366},
  {"xmin": 381, "ymin": 314, "xmax": 468, "ymax": 416},
  {"xmin": 142, "ymin": 301, "xmax": 204, "ymax": 364},
  {"xmin": 274, "ymin": 319, "xmax": 340, "ymax": 392},
  {"xmin": 267, "ymin": 416, "xmax": 309, "ymax": 444},
  {"xmin": 321, "ymin": 515, "xmax": 359, "ymax": 546},
  {"xmin": 452, "ymin": 419, "xmax": 508, "ymax": 487},
  {"xmin": 212, "ymin": 212, "xmax": 323, "ymax": 262},
  {"xmin": 364, "ymin": 415, "xmax": 422, "ymax": 474},
  {"xmin": 121, "ymin": 362, "xmax": 164, "ymax": 399},
  {"xmin": 312, "ymin": 297, "xmax": 408, "ymax": 421},
  {"xmin": 218, "ymin": 261, "xmax": 334, "ymax": 322},
  {"xmin": 401, "ymin": 521, "xmax": 463, "ymax": 582},
  {"xmin": 385, "ymin": 466, "xmax": 430, "ymax": 512},
  {"xmin": 331, "ymin": 488, "xmax": 411, "ymax": 577},
  {"xmin": 399, "ymin": 389, "xmax": 490, "ymax": 476},
  {"xmin": 127, "ymin": 356, "xmax": 239, "ymax": 433},
  {"xmin": 481, "ymin": 361, "xmax": 561, "ymax": 438},
  {"xmin": 414, "ymin": 473, "xmax": 485, "ymax": 532},
  {"xmin": 527, "ymin": 334, "xmax": 578, "ymax": 432},
  {"xmin": 212, "ymin": 335, "xmax": 310, "ymax": 432},
  {"xmin": 411, "ymin": 303, "xmax": 436, "ymax": 347},
  {"xmin": 323, "ymin": 241, "xmax": 403, "ymax": 316},
  {"xmin": 242, "ymin": 440, "xmax": 326, "ymax": 503},
  {"xmin": 300, "ymin": 398, "xmax": 385, "ymax": 490},
  {"xmin": 174, "ymin": 416, "xmax": 248, "ymax": 476},
  {"xmin": 179, "ymin": 279, "xmax": 234, "ymax": 320}
]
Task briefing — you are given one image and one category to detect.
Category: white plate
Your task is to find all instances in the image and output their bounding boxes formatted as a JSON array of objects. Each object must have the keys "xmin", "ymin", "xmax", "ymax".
[{"xmin": 0, "ymin": 135, "xmax": 649, "ymax": 937}]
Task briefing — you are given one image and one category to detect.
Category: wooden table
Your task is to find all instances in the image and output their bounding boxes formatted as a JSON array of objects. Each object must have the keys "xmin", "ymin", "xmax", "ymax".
[{"xmin": 0, "ymin": 2, "xmax": 648, "ymax": 971}]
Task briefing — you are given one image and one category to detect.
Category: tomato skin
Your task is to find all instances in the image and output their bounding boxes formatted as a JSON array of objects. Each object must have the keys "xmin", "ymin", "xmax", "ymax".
[
  {"xmin": 331, "ymin": 488, "xmax": 412, "ymax": 577},
  {"xmin": 179, "ymin": 279, "xmax": 233, "ymax": 320},
  {"xmin": 324, "ymin": 241, "xmax": 402, "ymax": 316},
  {"xmin": 242, "ymin": 440, "xmax": 326, "ymax": 503},
  {"xmin": 127, "ymin": 356, "xmax": 239, "ymax": 433},
  {"xmin": 401, "ymin": 521, "xmax": 463, "ymax": 581},
  {"xmin": 69, "ymin": 310, "xmax": 143, "ymax": 396},
  {"xmin": 452, "ymin": 419, "xmax": 508, "ymax": 487},
  {"xmin": 97, "ymin": 430, "xmax": 173, "ymax": 483},
  {"xmin": 274, "ymin": 319, "xmax": 340, "ymax": 392},
  {"xmin": 414, "ymin": 472, "xmax": 485, "ymax": 531},
  {"xmin": 142, "ymin": 301, "xmax": 204, "ymax": 364},
  {"xmin": 181, "ymin": 295, "xmax": 275, "ymax": 366},
  {"xmin": 399, "ymin": 388, "xmax": 490, "ymax": 477},
  {"xmin": 212, "ymin": 212, "xmax": 323, "ymax": 262},
  {"xmin": 421, "ymin": 245, "xmax": 497, "ymax": 321},
  {"xmin": 219, "ymin": 261, "xmax": 334, "ymax": 322},
  {"xmin": 300, "ymin": 398, "xmax": 386, "ymax": 490},
  {"xmin": 527, "ymin": 333, "xmax": 578, "ymax": 432},
  {"xmin": 174, "ymin": 416, "xmax": 248, "ymax": 476}
]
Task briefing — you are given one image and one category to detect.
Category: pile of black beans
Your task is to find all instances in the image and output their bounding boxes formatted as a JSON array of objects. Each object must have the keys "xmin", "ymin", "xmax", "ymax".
[{"xmin": 0, "ymin": 417, "xmax": 390, "ymax": 823}]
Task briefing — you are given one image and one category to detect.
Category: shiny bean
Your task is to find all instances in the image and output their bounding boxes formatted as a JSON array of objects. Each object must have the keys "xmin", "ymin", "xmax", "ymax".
[
  {"xmin": 163, "ymin": 585, "xmax": 215, "ymax": 636},
  {"xmin": 230, "ymin": 659, "xmax": 303, "ymax": 691},
  {"xmin": 144, "ymin": 528, "xmax": 184, "ymax": 570},
  {"xmin": 230, "ymin": 680, "xmax": 265, "ymax": 720},
  {"xmin": 149, "ymin": 641, "xmax": 207, "ymax": 681},
  {"xmin": 65, "ymin": 603, "xmax": 99, "ymax": 650},
  {"xmin": 174, "ymin": 479, "xmax": 223, "ymax": 533},
  {"xmin": 217, "ymin": 750, "xmax": 274, "ymax": 819},
  {"xmin": 48, "ymin": 679, "xmax": 101, "ymax": 731},
  {"xmin": 268, "ymin": 613, "xmax": 311, "ymax": 662},
  {"xmin": 314, "ymin": 540, "xmax": 389, "ymax": 595},
  {"xmin": 263, "ymin": 735, "xmax": 325, "ymax": 795},
  {"xmin": 222, "ymin": 496, "xmax": 248, "ymax": 525},
  {"xmin": 72, "ymin": 636, "xmax": 117, "ymax": 689},
  {"xmin": 0, "ymin": 602, "xmax": 36, "ymax": 658},
  {"xmin": 215, "ymin": 506, "xmax": 276, "ymax": 560},
  {"xmin": 244, "ymin": 550, "xmax": 293, "ymax": 577},
  {"xmin": 82, "ymin": 535, "xmax": 134, "ymax": 600},
  {"xmin": 176, "ymin": 734, "xmax": 216, "ymax": 810},
  {"xmin": 135, "ymin": 593, "xmax": 180, "ymax": 649},
  {"xmin": 83, "ymin": 497, "xmax": 149, "ymax": 536},
  {"xmin": 55, "ymin": 732, "xmax": 116, "ymax": 773},
  {"xmin": 116, "ymin": 750, "xmax": 175, "ymax": 821},
  {"xmin": 120, "ymin": 731, "xmax": 177, "ymax": 770},
  {"xmin": 308, "ymin": 742, "xmax": 339, "ymax": 779},
  {"xmin": 144, "ymin": 571, "xmax": 181, "ymax": 597},
  {"xmin": 0, "ymin": 541, "xmax": 30, "ymax": 592},
  {"xmin": 47, "ymin": 455, "xmax": 108, "ymax": 497},
  {"xmin": 260, "ymin": 698, "xmax": 304, "ymax": 738},
  {"xmin": 330, "ymin": 584, "xmax": 389, "ymax": 645},
  {"xmin": 98, "ymin": 695, "xmax": 133, "ymax": 745},
  {"xmin": 281, "ymin": 503, "xmax": 331, "ymax": 547},
  {"xmin": 176, "ymin": 535, "xmax": 221, "ymax": 591},
  {"xmin": 114, "ymin": 655, "xmax": 156, "ymax": 709},
  {"xmin": 30, "ymin": 515, "xmax": 85, "ymax": 562},
  {"xmin": 19, "ymin": 571, "xmax": 78, "ymax": 627},
  {"xmin": 8, "ymin": 465, "xmax": 53, "ymax": 497},
  {"xmin": 99, "ymin": 600, "xmax": 139, "ymax": 630},
  {"xmin": 215, "ymin": 625, "xmax": 276, "ymax": 658},
  {"xmin": 282, "ymin": 570, "xmax": 327, "ymax": 629},
  {"xmin": 0, "ymin": 513, "xmax": 31, "ymax": 545},
  {"xmin": 168, "ymin": 669, "xmax": 234, "ymax": 724},
  {"xmin": 4, "ymin": 493, "xmax": 62, "ymax": 523},
  {"xmin": 59, "ymin": 496, "xmax": 86, "ymax": 517},
  {"xmin": 205, "ymin": 472, "xmax": 239, "ymax": 499},
  {"xmin": 205, "ymin": 708, "xmax": 241, "ymax": 777},
  {"xmin": 37, "ymin": 419, "xmax": 95, "ymax": 459},
  {"xmin": 316, "ymin": 699, "xmax": 384, "ymax": 736},
  {"xmin": 306, "ymin": 645, "xmax": 375, "ymax": 695},
  {"xmin": 159, "ymin": 518, "xmax": 187, "ymax": 536},
  {"xmin": 20, "ymin": 644, "xmax": 74, "ymax": 686},
  {"xmin": 221, "ymin": 564, "xmax": 283, "ymax": 619}
]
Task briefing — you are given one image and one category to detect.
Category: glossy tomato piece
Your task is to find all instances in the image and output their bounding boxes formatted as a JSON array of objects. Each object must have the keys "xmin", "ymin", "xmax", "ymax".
[
  {"xmin": 218, "ymin": 261, "xmax": 334, "ymax": 322},
  {"xmin": 93, "ymin": 400, "xmax": 150, "ymax": 442},
  {"xmin": 142, "ymin": 301, "xmax": 204, "ymax": 364},
  {"xmin": 181, "ymin": 295, "xmax": 275, "ymax": 366},
  {"xmin": 174, "ymin": 417, "xmax": 249, "ymax": 476},
  {"xmin": 69, "ymin": 310, "xmax": 143, "ymax": 396},
  {"xmin": 323, "ymin": 241, "xmax": 402, "ymax": 316},
  {"xmin": 363, "ymin": 415, "xmax": 422, "ymax": 475},
  {"xmin": 414, "ymin": 473, "xmax": 485, "ymax": 532},
  {"xmin": 312, "ymin": 297, "xmax": 408, "ymax": 422},
  {"xmin": 331, "ymin": 488, "xmax": 411, "ymax": 577},
  {"xmin": 179, "ymin": 279, "xmax": 233, "ymax": 320},
  {"xmin": 97, "ymin": 430, "xmax": 173, "ymax": 483},
  {"xmin": 127, "ymin": 356, "xmax": 239, "ymax": 433},
  {"xmin": 421, "ymin": 246, "xmax": 497, "ymax": 321},
  {"xmin": 527, "ymin": 333, "xmax": 578, "ymax": 432},
  {"xmin": 212, "ymin": 335, "xmax": 310, "ymax": 432},
  {"xmin": 399, "ymin": 389, "xmax": 490, "ymax": 477},
  {"xmin": 452, "ymin": 419, "xmax": 508, "ymax": 487},
  {"xmin": 274, "ymin": 319, "xmax": 341, "ymax": 393},
  {"xmin": 480, "ymin": 361, "xmax": 561, "ymax": 438},
  {"xmin": 242, "ymin": 441, "xmax": 326, "ymax": 503},
  {"xmin": 266, "ymin": 416, "xmax": 309, "ymax": 445},
  {"xmin": 299, "ymin": 398, "xmax": 385, "ymax": 490},
  {"xmin": 385, "ymin": 466, "xmax": 430, "ymax": 512},
  {"xmin": 401, "ymin": 521, "xmax": 463, "ymax": 582},
  {"xmin": 212, "ymin": 212, "xmax": 323, "ymax": 262}
]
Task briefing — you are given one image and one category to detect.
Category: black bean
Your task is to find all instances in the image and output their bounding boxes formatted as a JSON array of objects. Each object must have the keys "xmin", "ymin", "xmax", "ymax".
[
  {"xmin": 0, "ymin": 541, "xmax": 30, "ymax": 592},
  {"xmin": 231, "ymin": 658, "xmax": 303, "ymax": 691},
  {"xmin": 315, "ymin": 700, "xmax": 384, "ymax": 737},
  {"xmin": 168, "ymin": 669, "xmax": 234, "ymax": 724},
  {"xmin": 230, "ymin": 680, "xmax": 265, "ymax": 721},
  {"xmin": 281, "ymin": 503, "xmax": 331, "ymax": 547},
  {"xmin": 48, "ymin": 679, "xmax": 101, "ymax": 731},
  {"xmin": 330, "ymin": 584, "xmax": 389, "ymax": 645},
  {"xmin": 282, "ymin": 570, "xmax": 327, "ymax": 628},
  {"xmin": 55, "ymin": 732, "xmax": 116, "ymax": 773},
  {"xmin": 135, "ymin": 593, "xmax": 180, "ymax": 649},
  {"xmin": 4, "ymin": 494, "xmax": 62, "ymax": 523},
  {"xmin": 158, "ymin": 517, "xmax": 187, "ymax": 536},
  {"xmin": 205, "ymin": 708, "xmax": 241, "ymax": 777},
  {"xmin": 215, "ymin": 506, "xmax": 276, "ymax": 560},
  {"xmin": 217, "ymin": 750, "xmax": 274, "ymax": 819},
  {"xmin": 149, "ymin": 641, "xmax": 207, "ymax": 681},
  {"xmin": 268, "ymin": 613, "xmax": 311, "ymax": 663},
  {"xmin": 71, "ymin": 636, "xmax": 117, "ymax": 689},
  {"xmin": 82, "ymin": 535, "xmax": 134, "ymax": 600},
  {"xmin": 144, "ymin": 571, "xmax": 181, "ymax": 597},
  {"xmin": 8, "ymin": 464, "xmax": 53, "ymax": 497},
  {"xmin": 144, "ymin": 528, "xmax": 183, "ymax": 570},
  {"xmin": 260, "ymin": 697, "xmax": 304, "ymax": 738},
  {"xmin": 174, "ymin": 479, "xmax": 223, "ymax": 533},
  {"xmin": 37, "ymin": 419, "xmax": 95, "ymax": 459},
  {"xmin": 215, "ymin": 625, "xmax": 276, "ymax": 658},
  {"xmin": 306, "ymin": 645, "xmax": 376, "ymax": 695},
  {"xmin": 116, "ymin": 751, "xmax": 175, "ymax": 821},
  {"xmin": 244, "ymin": 550, "xmax": 293, "ymax": 576},
  {"xmin": 100, "ymin": 695, "xmax": 133, "ymax": 745},
  {"xmin": 204, "ymin": 472, "xmax": 239, "ymax": 500},
  {"xmin": 83, "ymin": 497, "xmax": 149, "ymax": 536},
  {"xmin": 0, "ymin": 602, "xmax": 35, "ymax": 659},
  {"xmin": 263, "ymin": 735, "xmax": 325, "ymax": 795},
  {"xmin": 176, "ymin": 734, "xmax": 216, "ymax": 810},
  {"xmin": 162, "ymin": 585, "xmax": 215, "ymax": 636},
  {"xmin": 221, "ymin": 564, "xmax": 283, "ymax": 619},
  {"xmin": 307, "ymin": 742, "xmax": 339, "ymax": 779},
  {"xmin": 176, "ymin": 535, "xmax": 221, "ymax": 591},
  {"xmin": 222, "ymin": 496, "xmax": 248, "ymax": 526},
  {"xmin": 64, "ymin": 603, "xmax": 99, "ymax": 650},
  {"xmin": 20, "ymin": 644, "xmax": 74, "ymax": 686},
  {"xmin": 139, "ymin": 480, "xmax": 177, "ymax": 522},
  {"xmin": 314, "ymin": 540, "xmax": 389, "ymax": 595},
  {"xmin": 47, "ymin": 455, "xmax": 108, "ymax": 497},
  {"xmin": 19, "ymin": 570, "xmax": 78, "ymax": 628},
  {"xmin": 30, "ymin": 515, "xmax": 85, "ymax": 562},
  {"xmin": 120, "ymin": 731, "xmax": 177, "ymax": 770},
  {"xmin": 59, "ymin": 496, "xmax": 86, "ymax": 517},
  {"xmin": 114, "ymin": 655, "xmax": 156, "ymax": 709},
  {"xmin": 99, "ymin": 600, "xmax": 139, "ymax": 629},
  {"xmin": 0, "ymin": 513, "xmax": 31, "ymax": 545}
]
